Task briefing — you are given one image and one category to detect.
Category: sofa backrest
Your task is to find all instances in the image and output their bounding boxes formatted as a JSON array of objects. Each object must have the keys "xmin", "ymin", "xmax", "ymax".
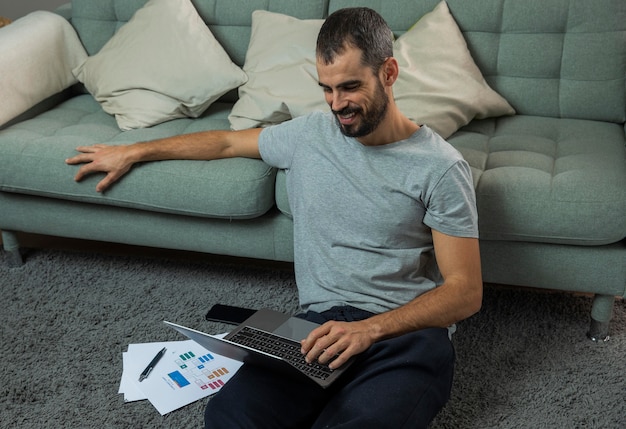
[
  {"xmin": 70, "ymin": 0, "xmax": 625, "ymax": 123},
  {"xmin": 330, "ymin": 0, "xmax": 625, "ymax": 124}
]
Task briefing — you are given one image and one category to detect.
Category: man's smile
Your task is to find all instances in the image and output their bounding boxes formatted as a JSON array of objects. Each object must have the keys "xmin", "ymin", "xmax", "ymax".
[{"xmin": 333, "ymin": 107, "xmax": 360, "ymax": 125}]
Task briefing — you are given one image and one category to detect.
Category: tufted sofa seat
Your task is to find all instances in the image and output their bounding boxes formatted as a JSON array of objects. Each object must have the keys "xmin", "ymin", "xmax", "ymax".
[
  {"xmin": 452, "ymin": 117, "xmax": 625, "ymax": 246},
  {"xmin": 1, "ymin": 96, "xmax": 275, "ymax": 220}
]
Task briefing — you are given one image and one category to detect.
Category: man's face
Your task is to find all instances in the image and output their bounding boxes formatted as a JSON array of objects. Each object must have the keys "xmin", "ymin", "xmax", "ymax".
[{"xmin": 317, "ymin": 48, "xmax": 389, "ymax": 139}]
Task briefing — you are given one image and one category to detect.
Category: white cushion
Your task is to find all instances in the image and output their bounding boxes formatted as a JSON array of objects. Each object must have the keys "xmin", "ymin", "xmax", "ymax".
[
  {"xmin": 73, "ymin": 0, "xmax": 247, "ymax": 130},
  {"xmin": 229, "ymin": 2, "xmax": 515, "ymax": 138},
  {"xmin": 393, "ymin": 1, "xmax": 515, "ymax": 138},
  {"xmin": 229, "ymin": 11, "xmax": 325, "ymax": 130},
  {"xmin": 0, "ymin": 11, "xmax": 87, "ymax": 127}
]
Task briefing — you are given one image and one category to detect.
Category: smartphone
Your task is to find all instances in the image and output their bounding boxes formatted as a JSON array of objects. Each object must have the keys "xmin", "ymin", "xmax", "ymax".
[{"xmin": 205, "ymin": 304, "xmax": 257, "ymax": 325}]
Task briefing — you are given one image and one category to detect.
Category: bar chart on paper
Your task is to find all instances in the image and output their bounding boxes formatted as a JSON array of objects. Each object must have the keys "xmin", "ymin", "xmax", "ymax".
[
  {"xmin": 168, "ymin": 350, "xmax": 231, "ymax": 391},
  {"xmin": 121, "ymin": 340, "xmax": 243, "ymax": 415}
]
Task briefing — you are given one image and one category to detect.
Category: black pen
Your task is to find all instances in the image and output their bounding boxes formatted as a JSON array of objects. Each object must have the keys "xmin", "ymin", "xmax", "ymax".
[{"xmin": 139, "ymin": 347, "xmax": 167, "ymax": 382}]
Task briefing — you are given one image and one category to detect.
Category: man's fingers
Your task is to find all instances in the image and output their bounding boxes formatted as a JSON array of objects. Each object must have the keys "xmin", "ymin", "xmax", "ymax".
[
  {"xmin": 72, "ymin": 160, "xmax": 103, "ymax": 182},
  {"xmin": 73, "ymin": 164, "xmax": 90, "ymax": 182},
  {"xmin": 301, "ymin": 325, "xmax": 329, "ymax": 351},
  {"xmin": 325, "ymin": 349, "xmax": 351, "ymax": 370},
  {"xmin": 315, "ymin": 342, "xmax": 344, "ymax": 366},
  {"xmin": 306, "ymin": 340, "xmax": 351, "ymax": 370},
  {"xmin": 65, "ymin": 145, "xmax": 110, "ymax": 164},
  {"xmin": 66, "ymin": 153, "xmax": 93, "ymax": 165},
  {"xmin": 301, "ymin": 319, "xmax": 373, "ymax": 369},
  {"xmin": 66, "ymin": 144, "xmax": 128, "ymax": 191},
  {"xmin": 95, "ymin": 173, "xmax": 119, "ymax": 193},
  {"xmin": 71, "ymin": 160, "xmax": 121, "ymax": 192},
  {"xmin": 303, "ymin": 338, "xmax": 330, "ymax": 364},
  {"xmin": 302, "ymin": 327, "xmax": 344, "ymax": 364}
]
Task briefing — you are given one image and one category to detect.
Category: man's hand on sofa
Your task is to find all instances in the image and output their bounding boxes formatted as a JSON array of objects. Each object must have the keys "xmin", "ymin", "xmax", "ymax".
[
  {"xmin": 66, "ymin": 144, "xmax": 137, "ymax": 192},
  {"xmin": 65, "ymin": 129, "xmax": 263, "ymax": 192}
]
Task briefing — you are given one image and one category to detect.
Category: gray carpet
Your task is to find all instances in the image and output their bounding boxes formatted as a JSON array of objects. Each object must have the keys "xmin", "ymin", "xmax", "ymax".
[{"xmin": 1, "ymin": 247, "xmax": 624, "ymax": 428}]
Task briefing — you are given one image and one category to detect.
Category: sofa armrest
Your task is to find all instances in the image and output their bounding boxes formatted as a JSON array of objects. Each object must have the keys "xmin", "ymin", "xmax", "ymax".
[{"xmin": 0, "ymin": 11, "xmax": 87, "ymax": 127}]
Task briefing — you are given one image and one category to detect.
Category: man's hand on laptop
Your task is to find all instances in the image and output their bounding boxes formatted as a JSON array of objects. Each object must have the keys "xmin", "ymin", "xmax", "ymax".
[{"xmin": 300, "ymin": 320, "xmax": 375, "ymax": 370}]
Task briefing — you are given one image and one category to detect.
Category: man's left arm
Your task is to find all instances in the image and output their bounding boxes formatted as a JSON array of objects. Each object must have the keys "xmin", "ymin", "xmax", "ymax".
[{"xmin": 301, "ymin": 231, "xmax": 482, "ymax": 369}]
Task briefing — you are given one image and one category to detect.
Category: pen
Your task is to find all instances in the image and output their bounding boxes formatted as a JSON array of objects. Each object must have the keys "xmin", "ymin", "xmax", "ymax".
[{"xmin": 139, "ymin": 347, "xmax": 167, "ymax": 382}]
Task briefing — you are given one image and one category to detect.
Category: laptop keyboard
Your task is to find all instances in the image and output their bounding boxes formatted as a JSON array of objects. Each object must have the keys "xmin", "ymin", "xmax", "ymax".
[{"xmin": 229, "ymin": 326, "xmax": 334, "ymax": 381}]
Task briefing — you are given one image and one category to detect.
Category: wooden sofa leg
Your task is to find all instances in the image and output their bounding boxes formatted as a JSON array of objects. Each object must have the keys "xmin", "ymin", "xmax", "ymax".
[
  {"xmin": 2, "ymin": 230, "xmax": 23, "ymax": 267},
  {"xmin": 587, "ymin": 293, "xmax": 614, "ymax": 342}
]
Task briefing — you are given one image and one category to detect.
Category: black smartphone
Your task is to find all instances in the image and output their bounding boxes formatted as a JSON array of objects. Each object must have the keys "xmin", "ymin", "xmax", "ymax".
[{"xmin": 205, "ymin": 304, "xmax": 256, "ymax": 325}]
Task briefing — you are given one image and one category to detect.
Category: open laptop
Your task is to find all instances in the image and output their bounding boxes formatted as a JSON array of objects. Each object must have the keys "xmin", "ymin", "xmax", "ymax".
[{"xmin": 164, "ymin": 308, "xmax": 353, "ymax": 388}]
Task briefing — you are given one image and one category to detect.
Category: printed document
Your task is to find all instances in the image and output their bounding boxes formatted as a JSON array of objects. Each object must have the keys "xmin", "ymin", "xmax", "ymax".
[{"xmin": 119, "ymin": 339, "xmax": 242, "ymax": 415}]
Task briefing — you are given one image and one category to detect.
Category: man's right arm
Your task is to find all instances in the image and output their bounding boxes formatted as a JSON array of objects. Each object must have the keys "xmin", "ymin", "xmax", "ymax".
[{"xmin": 65, "ymin": 128, "xmax": 263, "ymax": 192}]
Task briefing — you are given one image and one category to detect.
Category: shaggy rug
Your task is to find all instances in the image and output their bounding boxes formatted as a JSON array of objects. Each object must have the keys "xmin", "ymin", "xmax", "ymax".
[{"xmin": 1, "ymin": 247, "xmax": 624, "ymax": 428}]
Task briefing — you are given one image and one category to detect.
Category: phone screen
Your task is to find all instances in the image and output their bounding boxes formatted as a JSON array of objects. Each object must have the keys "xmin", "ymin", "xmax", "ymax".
[{"xmin": 205, "ymin": 304, "xmax": 256, "ymax": 325}]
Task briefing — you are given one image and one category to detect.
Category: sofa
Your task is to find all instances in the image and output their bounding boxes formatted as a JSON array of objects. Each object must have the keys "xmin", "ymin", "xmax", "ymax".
[{"xmin": 1, "ymin": 0, "xmax": 624, "ymax": 341}]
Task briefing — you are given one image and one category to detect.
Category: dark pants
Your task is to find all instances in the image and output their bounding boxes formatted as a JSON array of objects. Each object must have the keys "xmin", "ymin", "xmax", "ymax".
[{"xmin": 204, "ymin": 306, "xmax": 454, "ymax": 429}]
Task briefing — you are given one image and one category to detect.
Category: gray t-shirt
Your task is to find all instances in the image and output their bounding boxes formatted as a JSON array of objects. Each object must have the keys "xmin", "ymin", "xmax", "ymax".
[{"xmin": 259, "ymin": 111, "xmax": 478, "ymax": 314}]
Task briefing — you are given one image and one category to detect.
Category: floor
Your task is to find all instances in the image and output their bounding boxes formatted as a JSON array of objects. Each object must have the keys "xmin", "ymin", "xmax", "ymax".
[{"xmin": 2, "ymin": 231, "xmax": 619, "ymax": 302}]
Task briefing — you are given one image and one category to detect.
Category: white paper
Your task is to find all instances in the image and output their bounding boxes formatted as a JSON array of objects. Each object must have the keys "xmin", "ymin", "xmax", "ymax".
[
  {"xmin": 120, "ymin": 350, "xmax": 148, "ymax": 402},
  {"xmin": 119, "ymin": 339, "xmax": 242, "ymax": 415}
]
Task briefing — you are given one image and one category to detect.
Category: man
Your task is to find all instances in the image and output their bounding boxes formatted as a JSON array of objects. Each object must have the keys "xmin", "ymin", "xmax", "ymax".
[{"xmin": 67, "ymin": 8, "xmax": 482, "ymax": 428}]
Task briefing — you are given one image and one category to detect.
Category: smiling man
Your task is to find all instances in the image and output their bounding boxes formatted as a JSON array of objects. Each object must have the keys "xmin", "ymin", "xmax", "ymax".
[{"xmin": 66, "ymin": 7, "xmax": 482, "ymax": 428}]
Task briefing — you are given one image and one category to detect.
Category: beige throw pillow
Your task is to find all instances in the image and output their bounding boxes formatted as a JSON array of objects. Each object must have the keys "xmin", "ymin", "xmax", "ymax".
[
  {"xmin": 228, "ymin": 11, "xmax": 326, "ymax": 130},
  {"xmin": 229, "ymin": 2, "xmax": 514, "ymax": 138},
  {"xmin": 0, "ymin": 11, "xmax": 87, "ymax": 127},
  {"xmin": 393, "ymin": 1, "xmax": 515, "ymax": 138},
  {"xmin": 73, "ymin": 0, "xmax": 247, "ymax": 130}
]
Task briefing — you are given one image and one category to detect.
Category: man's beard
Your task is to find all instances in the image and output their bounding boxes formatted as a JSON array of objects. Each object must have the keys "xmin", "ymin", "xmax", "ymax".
[{"xmin": 332, "ymin": 83, "xmax": 389, "ymax": 138}]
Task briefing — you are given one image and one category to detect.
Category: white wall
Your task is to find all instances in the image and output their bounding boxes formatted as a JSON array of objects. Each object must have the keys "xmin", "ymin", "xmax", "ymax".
[{"xmin": 1, "ymin": 0, "xmax": 69, "ymax": 21}]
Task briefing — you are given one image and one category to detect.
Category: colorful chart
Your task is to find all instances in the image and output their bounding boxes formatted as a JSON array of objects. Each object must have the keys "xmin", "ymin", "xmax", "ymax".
[{"xmin": 168, "ymin": 350, "xmax": 231, "ymax": 391}]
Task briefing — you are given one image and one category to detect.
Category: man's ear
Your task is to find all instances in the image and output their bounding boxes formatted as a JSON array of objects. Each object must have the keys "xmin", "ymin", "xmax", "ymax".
[{"xmin": 380, "ymin": 57, "xmax": 400, "ymax": 86}]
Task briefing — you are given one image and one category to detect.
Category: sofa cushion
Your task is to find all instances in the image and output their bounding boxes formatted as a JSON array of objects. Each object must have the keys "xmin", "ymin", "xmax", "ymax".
[
  {"xmin": 72, "ymin": 0, "xmax": 247, "ymax": 131},
  {"xmin": 449, "ymin": 116, "xmax": 626, "ymax": 245},
  {"xmin": 228, "ymin": 10, "xmax": 325, "ymax": 131},
  {"xmin": 393, "ymin": 1, "xmax": 515, "ymax": 138},
  {"xmin": 0, "ymin": 95, "xmax": 276, "ymax": 219},
  {"xmin": 0, "ymin": 11, "xmax": 87, "ymax": 127}
]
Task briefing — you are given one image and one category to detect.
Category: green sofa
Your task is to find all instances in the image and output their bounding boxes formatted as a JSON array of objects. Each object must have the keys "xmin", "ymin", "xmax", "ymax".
[{"xmin": 1, "ymin": 0, "xmax": 624, "ymax": 340}]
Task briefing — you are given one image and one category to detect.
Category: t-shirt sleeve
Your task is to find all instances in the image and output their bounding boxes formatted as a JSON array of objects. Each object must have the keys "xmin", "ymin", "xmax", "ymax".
[
  {"xmin": 258, "ymin": 114, "xmax": 314, "ymax": 169},
  {"xmin": 423, "ymin": 159, "xmax": 479, "ymax": 238}
]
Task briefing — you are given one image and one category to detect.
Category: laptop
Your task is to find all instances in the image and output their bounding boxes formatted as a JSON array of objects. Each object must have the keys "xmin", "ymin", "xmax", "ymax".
[{"xmin": 164, "ymin": 308, "xmax": 354, "ymax": 388}]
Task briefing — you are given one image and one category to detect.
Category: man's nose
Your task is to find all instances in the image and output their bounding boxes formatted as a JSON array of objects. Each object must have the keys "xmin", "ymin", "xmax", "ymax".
[{"xmin": 327, "ymin": 91, "xmax": 348, "ymax": 112}]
